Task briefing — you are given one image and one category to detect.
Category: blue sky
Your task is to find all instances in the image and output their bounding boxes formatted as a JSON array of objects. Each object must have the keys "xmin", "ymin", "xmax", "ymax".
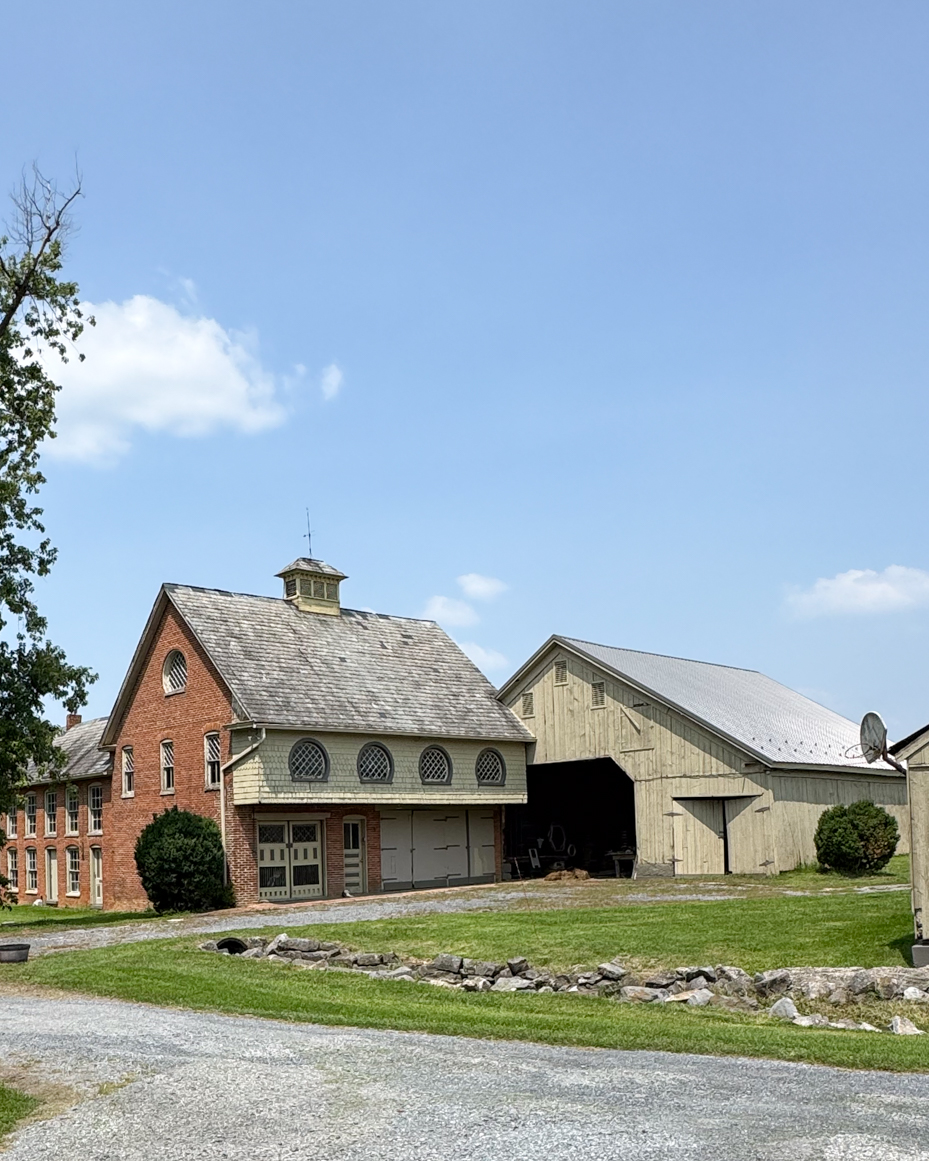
[{"xmin": 4, "ymin": 1, "xmax": 929, "ymax": 737}]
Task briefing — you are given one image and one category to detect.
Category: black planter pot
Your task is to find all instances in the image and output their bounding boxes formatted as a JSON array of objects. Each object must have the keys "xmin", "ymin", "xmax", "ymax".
[{"xmin": 0, "ymin": 943, "xmax": 30, "ymax": 963}]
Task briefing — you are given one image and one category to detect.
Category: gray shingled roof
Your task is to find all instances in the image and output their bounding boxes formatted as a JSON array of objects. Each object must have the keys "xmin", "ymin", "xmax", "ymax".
[
  {"xmin": 561, "ymin": 637, "xmax": 894, "ymax": 772},
  {"xmin": 276, "ymin": 558, "xmax": 347, "ymax": 579},
  {"xmin": 27, "ymin": 717, "xmax": 111, "ymax": 783},
  {"xmin": 165, "ymin": 585, "xmax": 531, "ymax": 742}
]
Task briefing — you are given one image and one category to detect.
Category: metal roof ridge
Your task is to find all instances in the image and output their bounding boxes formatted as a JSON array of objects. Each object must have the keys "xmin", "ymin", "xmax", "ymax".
[{"xmin": 562, "ymin": 636, "xmax": 763, "ymax": 676}]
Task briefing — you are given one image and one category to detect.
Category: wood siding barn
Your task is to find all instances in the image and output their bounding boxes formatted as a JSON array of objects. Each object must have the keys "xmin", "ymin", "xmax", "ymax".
[{"xmin": 499, "ymin": 638, "xmax": 907, "ymax": 877}]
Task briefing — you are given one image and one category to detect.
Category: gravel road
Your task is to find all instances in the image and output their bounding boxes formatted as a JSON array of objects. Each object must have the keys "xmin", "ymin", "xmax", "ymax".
[{"xmin": 3, "ymin": 993, "xmax": 929, "ymax": 1160}]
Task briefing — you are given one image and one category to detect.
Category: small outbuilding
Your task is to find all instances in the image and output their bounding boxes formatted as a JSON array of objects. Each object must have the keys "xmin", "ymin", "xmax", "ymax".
[{"xmin": 498, "ymin": 636, "xmax": 907, "ymax": 877}]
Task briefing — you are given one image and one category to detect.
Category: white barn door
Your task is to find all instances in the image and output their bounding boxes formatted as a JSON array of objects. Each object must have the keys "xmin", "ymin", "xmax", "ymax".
[
  {"xmin": 379, "ymin": 810, "xmax": 413, "ymax": 890},
  {"xmin": 412, "ymin": 811, "xmax": 468, "ymax": 887},
  {"xmin": 466, "ymin": 809, "xmax": 496, "ymax": 879}
]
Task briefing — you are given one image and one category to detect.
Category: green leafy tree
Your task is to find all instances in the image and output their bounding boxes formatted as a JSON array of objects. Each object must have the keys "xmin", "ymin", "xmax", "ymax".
[
  {"xmin": 0, "ymin": 168, "xmax": 97, "ymax": 901},
  {"xmin": 134, "ymin": 808, "xmax": 233, "ymax": 913},
  {"xmin": 814, "ymin": 799, "xmax": 899, "ymax": 875}
]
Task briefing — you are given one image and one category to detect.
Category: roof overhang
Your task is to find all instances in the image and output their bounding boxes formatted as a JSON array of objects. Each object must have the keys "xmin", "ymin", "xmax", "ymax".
[{"xmin": 227, "ymin": 719, "xmax": 532, "ymax": 745}]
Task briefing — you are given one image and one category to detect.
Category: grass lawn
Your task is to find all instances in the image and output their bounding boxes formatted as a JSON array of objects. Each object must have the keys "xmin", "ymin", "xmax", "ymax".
[
  {"xmin": 0, "ymin": 906, "xmax": 155, "ymax": 933},
  {"xmin": 11, "ymin": 886, "xmax": 929, "ymax": 1073},
  {"xmin": 0, "ymin": 1084, "xmax": 38, "ymax": 1141}
]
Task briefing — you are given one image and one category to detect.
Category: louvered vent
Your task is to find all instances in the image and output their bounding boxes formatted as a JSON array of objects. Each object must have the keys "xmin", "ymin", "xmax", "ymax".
[
  {"xmin": 554, "ymin": 658, "xmax": 567, "ymax": 685},
  {"xmin": 521, "ymin": 691, "xmax": 534, "ymax": 717},
  {"xmin": 591, "ymin": 680, "xmax": 606, "ymax": 708}
]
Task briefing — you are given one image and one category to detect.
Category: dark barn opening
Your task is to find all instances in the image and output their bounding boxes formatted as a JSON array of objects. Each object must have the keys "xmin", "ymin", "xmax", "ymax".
[{"xmin": 504, "ymin": 757, "xmax": 637, "ymax": 878}]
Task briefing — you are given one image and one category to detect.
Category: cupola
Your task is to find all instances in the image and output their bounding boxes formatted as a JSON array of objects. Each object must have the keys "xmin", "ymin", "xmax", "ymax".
[{"xmin": 276, "ymin": 558, "xmax": 347, "ymax": 615}]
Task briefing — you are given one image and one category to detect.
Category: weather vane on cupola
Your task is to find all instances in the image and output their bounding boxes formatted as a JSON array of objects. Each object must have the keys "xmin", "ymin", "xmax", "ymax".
[{"xmin": 304, "ymin": 508, "xmax": 313, "ymax": 559}]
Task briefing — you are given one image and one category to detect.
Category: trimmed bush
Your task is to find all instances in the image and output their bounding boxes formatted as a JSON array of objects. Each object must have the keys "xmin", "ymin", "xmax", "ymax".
[
  {"xmin": 814, "ymin": 800, "xmax": 899, "ymax": 875},
  {"xmin": 134, "ymin": 807, "xmax": 233, "ymax": 913}
]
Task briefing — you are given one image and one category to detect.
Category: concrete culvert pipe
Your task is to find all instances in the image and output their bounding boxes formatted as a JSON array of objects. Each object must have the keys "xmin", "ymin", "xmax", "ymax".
[{"xmin": 216, "ymin": 938, "xmax": 248, "ymax": 955}]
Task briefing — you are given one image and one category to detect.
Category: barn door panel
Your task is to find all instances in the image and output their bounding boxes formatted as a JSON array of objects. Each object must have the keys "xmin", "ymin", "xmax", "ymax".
[
  {"xmin": 673, "ymin": 798, "xmax": 725, "ymax": 875},
  {"xmin": 412, "ymin": 811, "xmax": 468, "ymax": 886},
  {"xmin": 379, "ymin": 810, "xmax": 413, "ymax": 890},
  {"xmin": 467, "ymin": 809, "xmax": 496, "ymax": 879},
  {"xmin": 723, "ymin": 798, "xmax": 763, "ymax": 874}
]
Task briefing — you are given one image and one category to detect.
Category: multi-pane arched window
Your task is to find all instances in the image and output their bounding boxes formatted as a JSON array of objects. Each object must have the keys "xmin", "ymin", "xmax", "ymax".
[
  {"xmin": 288, "ymin": 738, "xmax": 329, "ymax": 782},
  {"xmin": 475, "ymin": 748, "xmax": 506, "ymax": 785},
  {"xmin": 162, "ymin": 650, "xmax": 188, "ymax": 694},
  {"xmin": 419, "ymin": 746, "xmax": 452, "ymax": 785},
  {"xmin": 357, "ymin": 742, "xmax": 393, "ymax": 783}
]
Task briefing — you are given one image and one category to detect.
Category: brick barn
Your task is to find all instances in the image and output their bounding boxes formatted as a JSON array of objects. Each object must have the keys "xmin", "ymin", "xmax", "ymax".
[{"xmin": 14, "ymin": 557, "xmax": 530, "ymax": 910}]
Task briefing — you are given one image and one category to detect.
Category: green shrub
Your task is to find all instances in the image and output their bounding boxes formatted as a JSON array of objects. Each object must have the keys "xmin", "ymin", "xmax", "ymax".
[
  {"xmin": 814, "ymin": 800, "xmax": 900, "ymax": 875},
  {"xmin": 134, "ymin": 808, "xmax": 233, "ymax": 913}
]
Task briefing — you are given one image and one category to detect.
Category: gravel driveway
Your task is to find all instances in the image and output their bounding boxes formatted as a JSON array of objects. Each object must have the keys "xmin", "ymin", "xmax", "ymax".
[{"xmin": 3, "ymin": 993, "xmax": 929, "ymax": 1160}]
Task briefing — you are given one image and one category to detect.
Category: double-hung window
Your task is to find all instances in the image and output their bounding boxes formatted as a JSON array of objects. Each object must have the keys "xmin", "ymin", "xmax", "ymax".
[
  {"xmin": 26, "ymin": 848, "xmax": 37, "ymax": 893},
  {"xmin": 88, "ymin": 785, "xmax": 103, "ymax": 834},
  {"xmin": 6, "ymin": 810, "xmax": 16, "ymax": 839},
  {"xmin": 25, "ymin": 794, "xmax": 37, "ymax": 837},
  {"xmin": 45, "ymin": 790, "xmax": 57, "ymax": 836},
  {"xmin": 204, "ymin": 733, "xmax": 221, "ymax": 788},
  {"xmin": 122, "ymin": 746, "xmax": 134, "ymax": 797},
  {"xmin": 161, "ymin": 741, "xmax": 175, "ymax": 793},
  {"xmin": 67, "ymin": 847, "xmax": 80, "ymax": 896},
  {"xmin": 66, "ymin": 786, "xmax": 79, "ymax": 835},
  {"xmin": 7, "ymin": 848, "xmax": 17, "ymax": 891}
]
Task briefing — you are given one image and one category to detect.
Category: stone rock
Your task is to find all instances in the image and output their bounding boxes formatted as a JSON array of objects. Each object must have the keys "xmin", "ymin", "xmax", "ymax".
[
  {"xmin": 687, "ymin": 975, "xmax": 710, "ymax": 992},
  {"xmin": 848, "ymin": 969, "xmax": 876, "ymax": 996},
  {"xmin": 644, "ymin": 972, "xmax": 677, "ymax": 989},
  {"xmin": 376, "ymin": 966, "xmax": 415, "ymax": 980},
  {"xmin": 769, "ymin": 996, "xmax": 799, "ymax": 1020},
  {"xmin": 424, "ymin": 978, "xmax": 459, "ymax": 989},
  {"xmin": 686, "ymin": 988, "xmax": 714, "ymax": 1007},
  {"xmin": 620, "ymin": 986, "xmax": 666, "ymax": 1003},
  {"xmin": 677, "ymin": 965, "xmax": 717, "ymax": 983},
  {"xmin": 507, "ymin": 957, "xmax": 530, "ymax": 975},
  {"xmin": 800, "ymin": 979, "xmax": 833, "ymax": 1002},
  {"xmin": 355, "ymin": 953, "xmax": 383, "ymax": 967},
  {"xmin": 265, "ymin": 934, "xmax": 290, "ymax": 956},
  {"xmin": 491, "ymin": 976, "xmax": 534, "ymax": 992},
  {"xmin": 538, "ymin": 986, "xmax": 554, "ymax": 993},
  {"xmin": 433, "ymin": 953, "xmax": 463, "ymax": 974},
  {"xmin": 241, "ymin": 947, "xmax": 263, "ymax": 959},
  {"xmin": 244, "ymin": 937, "xmax": 266, "ymax": 950},
  {"xmin": 328, "ymin": 955, "xmax": 356, "ymax": 969},
  {"xmin": 461, "ymin": 977, "xmax": 492, "ymax": 992},
  {"xmin": 318, "ymin": 941, "xmax": 341, "ymax": 951},
  {"xmin": 597, "ymin": 963, "xmax": 627, "ymax": 981},
  {"xmin": 496, "ymin": 968, "xmax": 513, "ymax": 979},
  {"xmin": 755, "ymin": 970, "xmax": 792, "ymax": 998},
  {"xmin": 266, "ymin": 954, "xmax": 289, "ymax": 964},
  {"xmin": 280, "ymin": 938, "xmax": 320, "ymax": 953},
  {"xmin": 889, "ymin": 1015, "xmax": 925, "ymax": 1035},
  {"xmin": 828, "ymin": 989, "xmax": 850, "ymax": 1005},
  {"xmin": 792, "ymin": 1013, "xmax": 830, "ymax": 1027},
  {"xmin": 199, "ymin": 941, "xmax": 219, "ymax": 952},
  {"xmin": 903, "ymin": 986, "xmax": 929, "ymax": 1002}
]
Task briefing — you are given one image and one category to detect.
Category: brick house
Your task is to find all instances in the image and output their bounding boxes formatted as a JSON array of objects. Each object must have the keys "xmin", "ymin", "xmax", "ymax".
[
  {"xmin": 80, "ymin": 557, "xmax": 532, "ymax": 910},
  {"xmin": 4, "ymin": 716, "xmax": 112, "ymax": 907}
]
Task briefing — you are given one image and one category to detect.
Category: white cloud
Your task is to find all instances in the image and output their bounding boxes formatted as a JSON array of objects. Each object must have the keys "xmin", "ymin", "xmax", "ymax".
[
  {"xmin": 44, "ymin": 295, "xmax": 286, "ymax": 464},
  {"xmin": 423, "ymin": 595, "xmax": 479, "ymax": 627},
  {"xmin": 457, "ymin": 641, "xmax": 508, "ymax": 673},
  {"xmin": 786, "ymin": 565, "xmax": 929, "ymax": 617},
  {"xmin": 320, "ymin": 362, "xmax": 343, "ymax": 401},
  {"xmin": 457, "ymin": 573, "xmax": 507, "ymax": 601}
]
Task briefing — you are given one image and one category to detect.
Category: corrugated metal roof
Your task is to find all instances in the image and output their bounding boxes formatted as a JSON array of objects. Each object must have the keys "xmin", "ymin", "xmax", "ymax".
[
  {"xmin": 561, "ymin": 637, "xmax": 893, "ymax": 772},
  {"xmin": 27, "ymin": 717, "xmax": 111, "ymax": 783},
  {"xmin": 165, "ymin": 584, "xmax": 531, "ymax": 742}
]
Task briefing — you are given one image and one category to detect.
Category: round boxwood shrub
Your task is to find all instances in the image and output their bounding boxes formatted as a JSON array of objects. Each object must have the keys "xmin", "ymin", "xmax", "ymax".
[
  {"xmin": 814, "ymin": 799, "xmax": 899, "ymax": 875},
  {"xmin": 134, "ymin": 807, "xmax": 233, "ymax": 913}
]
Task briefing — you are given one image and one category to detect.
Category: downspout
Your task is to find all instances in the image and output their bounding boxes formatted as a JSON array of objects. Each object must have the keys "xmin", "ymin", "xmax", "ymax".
[{"xmin": 220, "ymin": 728, "xmax": 266, "ymax": 884}]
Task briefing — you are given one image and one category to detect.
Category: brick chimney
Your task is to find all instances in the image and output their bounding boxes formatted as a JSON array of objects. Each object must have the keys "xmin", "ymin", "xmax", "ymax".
[{"xmin": 66, "ymin": 713, "xmax": 82, "ymax": 731}]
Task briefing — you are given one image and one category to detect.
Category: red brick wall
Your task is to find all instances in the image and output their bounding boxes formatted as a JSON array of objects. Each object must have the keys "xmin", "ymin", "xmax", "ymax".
[
  {"xmin": 106, "ymin": 603, "xmax": 233, "ymax": 910},
  {"xmin": 4, "ymin": 781, "xmax": 109, "ymax": 908}
]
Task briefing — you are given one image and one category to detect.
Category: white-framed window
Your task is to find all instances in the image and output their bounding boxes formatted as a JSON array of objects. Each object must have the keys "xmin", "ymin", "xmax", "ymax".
[
  {"xmin": 7, "ymin": 848, "xmax": 18, "ymax": 891},
  {"xmin": 65, "ymin": 786, "xmax": 79, "ymax": 835},
  {"xmin": 44, "ymin": 790, "xmax": 57, "ymax": 836},
  {"xmin": 162, "ymin": 650, "xmax": 187, "ymax": 694},
  {"xmin": 66, "ymin": 847, "xmax": 80, "ymax": 896},
  {"xmin": 204, "ymin": 733, "xmax": 221, "ymax": 787},
  {"xmin": 161, "ymin": 741, "xmax": 175, "ymax": 792},
  {"xmin": 476, "ymin": 748, "xmax": 506, "ymax": 785},
  {"xmin": 591, "ymin": 680, "xmax": 606, "ymax": 708},
  {"xmin": 122, "ymin": 746, "xmax": 135, "ymax": 797},
  {"xmin": 26, "ymin": 848, "xmax": 37, "ymax": 893},
  {"xmin": 6, "ymin": 810, "xmax": 16, "ymax": 839},
  {"xmin": 521, "ymin": 691, "xmax": 534, "ymax": 717},
  {"xmin": 25, "ymin": 794, "xmax": 37, "ymax": 837},
  {"xmin": 554, "ymin": 658, "xmax": 568, "ymax": 685},
  {"xmin": 89, "ymin": 785, "xmax": 103, "ymax": 834}
]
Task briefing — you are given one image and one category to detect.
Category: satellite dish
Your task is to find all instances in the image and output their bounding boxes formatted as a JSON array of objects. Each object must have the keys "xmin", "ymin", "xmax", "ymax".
[{"xmin": 860, "ymin": 712, "xmax": 887, "ymax": 764}]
